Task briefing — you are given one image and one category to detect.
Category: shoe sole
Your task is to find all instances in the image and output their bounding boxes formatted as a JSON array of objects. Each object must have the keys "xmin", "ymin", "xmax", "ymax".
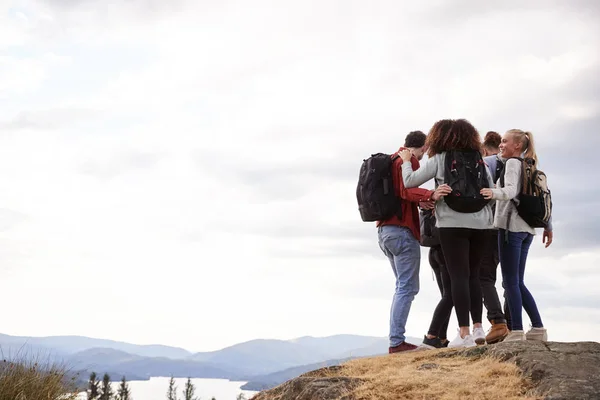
[
  {"xmin": 525, "ymin": 336, "xmax": 548, "ymax": 341},
  {"xmin": 486, "ymin": 331, "xmax": 509, "ymax": 344}
]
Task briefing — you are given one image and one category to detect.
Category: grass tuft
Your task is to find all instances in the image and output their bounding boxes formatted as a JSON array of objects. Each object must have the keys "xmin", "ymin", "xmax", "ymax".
[{"xmin": 0, "ymin": 347, "xmax": 80, "ymax": 400}]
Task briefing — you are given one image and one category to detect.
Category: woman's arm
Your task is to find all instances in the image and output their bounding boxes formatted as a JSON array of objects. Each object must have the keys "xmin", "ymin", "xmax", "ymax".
[
  {"xmin": 401, "ymin": 155, "xmax": 438, "ymax": 188},
  {"xmin": 490, "ymin": 158, "xmax": 521, "ymax": 200}
]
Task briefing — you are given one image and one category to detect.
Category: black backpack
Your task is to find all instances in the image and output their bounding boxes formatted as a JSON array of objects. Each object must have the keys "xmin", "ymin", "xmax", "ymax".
[
  {"xmin": 443, "ymin": 150, "xmax": 490, "ymax": 213},
  {"xmin": 356, "ymin": 153, "xmax": 402, "ymax": 222},
  {"xmin": 419, "ymin": 209, "xmax": 439, "ymax": 247},
  {"xmin": 500, "ymin": 157, "xmax": 552, "ymax": 229}
]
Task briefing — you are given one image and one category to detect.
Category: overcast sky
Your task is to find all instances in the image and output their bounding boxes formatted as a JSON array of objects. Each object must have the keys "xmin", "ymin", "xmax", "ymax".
[{"xmin": 1, "ymin": 0, "xmax": 598, "ymax": 352}]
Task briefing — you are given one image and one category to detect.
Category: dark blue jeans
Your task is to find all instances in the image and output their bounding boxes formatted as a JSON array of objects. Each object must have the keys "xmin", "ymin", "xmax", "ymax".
[{"xmin": 498, "ymin": 229, "xmax": 543, "ymax": 331}]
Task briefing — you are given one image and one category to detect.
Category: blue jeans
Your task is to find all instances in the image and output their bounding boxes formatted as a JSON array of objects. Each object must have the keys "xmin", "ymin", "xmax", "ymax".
[
  {"xmin": 378, "ymin": 225, "xmax": 420, "ymax": 347},
  {"xmin": 498, "ymin": 229, "xmax": 543, "ymax": 331}
]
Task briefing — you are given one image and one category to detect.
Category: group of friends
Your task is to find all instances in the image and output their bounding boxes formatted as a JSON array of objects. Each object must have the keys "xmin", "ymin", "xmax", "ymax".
[{"xmin": 372, "ymin": 119, "xmax": 553, "ymax": 352}]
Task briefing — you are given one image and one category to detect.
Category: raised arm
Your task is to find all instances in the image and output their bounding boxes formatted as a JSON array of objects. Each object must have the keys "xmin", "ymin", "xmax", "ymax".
[
  {"xmin": 490, "ymin": 158, "xmax": 521, "ymax": 200},
  {"xmin": 400, "ymin": 154, "xmax": 438, "ymax": 188}
]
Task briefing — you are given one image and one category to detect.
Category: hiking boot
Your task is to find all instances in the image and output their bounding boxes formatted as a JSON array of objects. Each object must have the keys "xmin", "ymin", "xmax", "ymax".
[
  {"xmin": 421, "ymin": 335, "xmax": 444, "ymax": 349},
  {"xmin": 389, "ymin": 341, "xmax": 418, "ymax": 354},
  {"xmin": 525, "ymin": 327, "xmax": 548, "ymax": 342},
  {"xmin": 504, "ymin": 330, "xmax": 526, "ymax": 342},
  {"xmin": 486, "ymin": 320, "xmax": 509, "ymax": 344},
  {"xmin": 440, "ymin": 339, "xmax": 449, "ymax": 348},
  {"xmin": 473, "ymin": 327, "xmax": 486, "ymax": 345},
  {"xmin": 448, "ymin": 330, "xmax": 476, "ymax": 348}
]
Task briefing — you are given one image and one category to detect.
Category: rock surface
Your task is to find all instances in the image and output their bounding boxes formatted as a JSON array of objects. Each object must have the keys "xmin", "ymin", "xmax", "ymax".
[
  {"xmin": 458, "ymin": 341, "xmax": 600, "ymax": 400},
  {"xmin": 250, "ymin": 341, "xmax": 600, "ymax": 400},
  {"xmin": 250, "ymin": 365, "xmax": 362, "ymax": 400}
]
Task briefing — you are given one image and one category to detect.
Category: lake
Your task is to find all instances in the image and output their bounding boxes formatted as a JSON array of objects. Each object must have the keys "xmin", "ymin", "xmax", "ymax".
[{"xmin": 76, "ymin": 377, "xmax": 258, "ymax": 400}]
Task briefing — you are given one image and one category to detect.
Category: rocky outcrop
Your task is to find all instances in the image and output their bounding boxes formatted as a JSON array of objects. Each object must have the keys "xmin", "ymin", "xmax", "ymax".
[
  {"xmin": 457, "ymin": 341, "xmax": 600, "ymax": 400},
  {"xmin": 250, "ymin": 341, "xmax": 600, "ymax": 400},
  {"xmin": 250, "ymin": 365, "xmax": 362, "ymax": 400}
]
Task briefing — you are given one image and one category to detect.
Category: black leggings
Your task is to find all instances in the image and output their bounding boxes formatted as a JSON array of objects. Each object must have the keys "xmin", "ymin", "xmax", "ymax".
[
  {"xmin": 428, "ymin": 246, "xmax": 451, "ymax": 339},
  {"xmin": 436, "ymin": 228, "xmax": 487, "ymax": 327}
]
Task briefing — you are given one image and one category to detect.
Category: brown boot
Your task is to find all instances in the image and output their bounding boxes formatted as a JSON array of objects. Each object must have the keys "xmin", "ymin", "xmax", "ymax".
[{"xmin": 486, "ymin": 320, "xmax": 509, "ymax": 344}]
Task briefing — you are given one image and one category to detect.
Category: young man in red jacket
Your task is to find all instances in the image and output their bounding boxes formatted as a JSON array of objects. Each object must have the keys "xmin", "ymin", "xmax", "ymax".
[{"xmin": 376, "ymin": 131, "xmax": 450, "ymax": 353}]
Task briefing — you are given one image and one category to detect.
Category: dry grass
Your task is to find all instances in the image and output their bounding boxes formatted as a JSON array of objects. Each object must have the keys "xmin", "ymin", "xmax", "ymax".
[
  {"xmin": 0, "ymin": 353, "xmax": 80, "ymax": 400},
  {"xmin": 332, "ymin": 348, "xmax": 541, "ymax": 400}
]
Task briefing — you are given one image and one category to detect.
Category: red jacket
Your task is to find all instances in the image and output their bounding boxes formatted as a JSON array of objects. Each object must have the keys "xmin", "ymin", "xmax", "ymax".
[{"xmin": 376, "ymin": 147, "xmax": 435, "ymax": 241}]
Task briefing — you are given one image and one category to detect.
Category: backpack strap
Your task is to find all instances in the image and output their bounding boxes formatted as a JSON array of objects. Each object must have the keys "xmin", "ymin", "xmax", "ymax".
[{"xmin": 499, "ymin": 156, "xmax": 523, "ymax": 188}]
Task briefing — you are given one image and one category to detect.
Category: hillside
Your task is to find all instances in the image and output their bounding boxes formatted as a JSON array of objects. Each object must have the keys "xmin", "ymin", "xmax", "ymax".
[
  {"xmin": 66, "ymin": 347, "xmax": 240, "ymax": 380},
  {"xmin": 241, "ymin": 357, "xmax": 354, "ymax": 391},
  {"xmin": 240, "ymin": 336, "xmax": 420, "ymax": 390},
  {"xmin": 0, "ymin": 333, "xmax": 190, "ymax": 359},
  {"xmin": 250, "ymin": 341, "xmax": 600, "ymax": 400},
  {"xmin": 1, "ymin": 332, "xmax": 417, "ymax": 382}
]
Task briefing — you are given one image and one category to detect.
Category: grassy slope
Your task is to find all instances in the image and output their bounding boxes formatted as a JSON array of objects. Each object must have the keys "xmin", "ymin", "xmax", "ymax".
[{"xmin": 253, "ymin": 347, "xmax": 542, "ymax": 400}]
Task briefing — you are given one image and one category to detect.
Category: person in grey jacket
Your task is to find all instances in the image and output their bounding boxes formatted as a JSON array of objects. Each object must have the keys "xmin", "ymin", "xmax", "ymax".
[
  {"xmin": 481, "ymin": 129, "xmax": 553, "ymax": 342},
  {"xmin": 400, "ymin": 119, "xmax": 494, "ymax": 348},
  {"xmin": 480, "ymin": 131, "xmax": 510, "ymax": 344}
]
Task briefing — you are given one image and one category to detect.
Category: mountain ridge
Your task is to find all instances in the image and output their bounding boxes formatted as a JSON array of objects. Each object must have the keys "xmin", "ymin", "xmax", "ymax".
[{"xmin": 0, "ymin": 332, "xmax": 419, "ymax": 385}]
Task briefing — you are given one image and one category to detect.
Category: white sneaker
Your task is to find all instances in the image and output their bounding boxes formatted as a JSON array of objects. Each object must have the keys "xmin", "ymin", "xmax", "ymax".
[
  {"xmin": 504, "ymin": 330, "xmax": 526, "ymax": 342},
  {"xmin": 448, "ymin": 330, "xmax": 477, "ymax": 348},
  {"xmin": 473, "ymin": 327, "xmax": 486, "ymax": 345},
  {"xmin": 525, "ymin": 327, "xmax": 548, "ymax": 341}
]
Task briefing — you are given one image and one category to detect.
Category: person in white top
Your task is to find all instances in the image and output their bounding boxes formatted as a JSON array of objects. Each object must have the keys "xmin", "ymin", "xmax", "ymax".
[{"xmin": 480, "ymin": 129, "xmax": 553, "ymax": 342}]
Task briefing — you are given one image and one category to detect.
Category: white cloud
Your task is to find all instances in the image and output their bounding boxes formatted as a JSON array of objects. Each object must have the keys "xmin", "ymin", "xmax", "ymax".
[{"xmin": 0, "ymin": 0, "xmax": 598, "ymax": 351}]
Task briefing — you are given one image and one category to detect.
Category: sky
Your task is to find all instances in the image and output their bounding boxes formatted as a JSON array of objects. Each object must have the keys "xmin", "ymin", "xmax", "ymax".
[{"xmin": 0, "ymin": 0, "xmax": 599, "ymax": 353}]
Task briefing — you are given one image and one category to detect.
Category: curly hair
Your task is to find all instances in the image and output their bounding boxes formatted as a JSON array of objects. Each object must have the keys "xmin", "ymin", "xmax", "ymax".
[
  {"xmin": 483, "ymin": 131, "xmax": 501, "ymax": 149},
  {"xmin": 426, "ymin": 119, "xmax": 482, "ymax": 157}
]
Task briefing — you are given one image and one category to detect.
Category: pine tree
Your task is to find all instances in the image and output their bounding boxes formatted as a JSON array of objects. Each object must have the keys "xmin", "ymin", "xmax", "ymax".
[
  {"xmin": 99, "ymin": 373, "xmax": 114, "ymax": 400},
  {"xmin": 117, "ymin": 376, "xmax": 132, "ymax": 400},
  {"xmin": 166, "ymin": 376, "xmax": 178, "ymax": 400},
  {"xmin": 236, "ymin": 394, "xmax": 247, "ymax": 400},
  {"xmin": 87, "ymin": 372, "xmax": 101, "ymax": 400},
  {"xmin": 182, "ymin": 377, "xmax": 197, "ymax": 400}
]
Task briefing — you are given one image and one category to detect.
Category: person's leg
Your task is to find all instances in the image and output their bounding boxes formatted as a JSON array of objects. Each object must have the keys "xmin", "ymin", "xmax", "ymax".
[
  {"xmin": 468, "ymin": 229, "xmax": 488, "ymax": 344},
  {"xmin": 428, "ymin": 246, "xmax": 450, "ymax": 341},
  {"xmin": 439, "ymin": 228, "xmax": 472, "ymax": 339},
  {"xmin": 378, "ymin": 225, "xmax": 421, "ymax": 349},
  {"xmin": 480, "ymin": 230, "xmax": 506, "ymax": 323},
  {"xmin": 518, "ymin": 234, "xmax": 544, "ymax": 328},
  {"xmin": 468, "ymin": 230, "xmax": 486, "ymax": 325},
  {"xmin": 429, "ymin": 247, "xmax": 444, "ymax": 297},
  {"xmin": 499, "ymin": 230, "xmax": 526, "ymax": 332},
  {"xmin": 426, "ymin": 258, "xmax": 453, "ymax": 339},
  {"xmin": 504, "ymin": 292, "xmax": 512, "ymax": 329},
  {"xmin": 436, "ymin": 248, "xmax": 451, "ymax": 342}
]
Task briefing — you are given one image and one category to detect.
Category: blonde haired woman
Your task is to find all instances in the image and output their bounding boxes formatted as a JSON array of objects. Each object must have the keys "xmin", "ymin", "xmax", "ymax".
[{"xmin": 481, "ymin": 129, "xmax": 553, "ymax": 342}]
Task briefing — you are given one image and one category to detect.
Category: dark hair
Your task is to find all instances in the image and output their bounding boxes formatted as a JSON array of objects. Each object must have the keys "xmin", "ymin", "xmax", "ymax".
[
  {"xmin": 426, "ymin": 119, "xmax": 482, "ymax": 157},
  {"xmin": 404, "ymin": 130, "xmax": 427, "ymax": 148},
  {"xmin": 483, "ymin": 131, "xmax": 501, "ymax": 149}
]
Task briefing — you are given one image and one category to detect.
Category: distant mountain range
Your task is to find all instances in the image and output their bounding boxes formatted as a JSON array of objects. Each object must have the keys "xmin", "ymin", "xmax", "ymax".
[{"xmin": 0, "ymin": 332, "xmax": 420, "ymax": 390}]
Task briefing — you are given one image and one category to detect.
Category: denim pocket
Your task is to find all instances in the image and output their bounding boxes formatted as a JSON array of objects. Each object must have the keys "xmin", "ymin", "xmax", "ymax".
[{"xmin": 380, "ymin": 227, "xmax": 410, "ymax": 257}]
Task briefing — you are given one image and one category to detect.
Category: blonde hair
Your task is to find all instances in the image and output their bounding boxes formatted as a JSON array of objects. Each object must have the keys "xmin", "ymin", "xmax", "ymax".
[{"xmin": 507, "ymin": 129, "xmax": 538, "ymax": 165}]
